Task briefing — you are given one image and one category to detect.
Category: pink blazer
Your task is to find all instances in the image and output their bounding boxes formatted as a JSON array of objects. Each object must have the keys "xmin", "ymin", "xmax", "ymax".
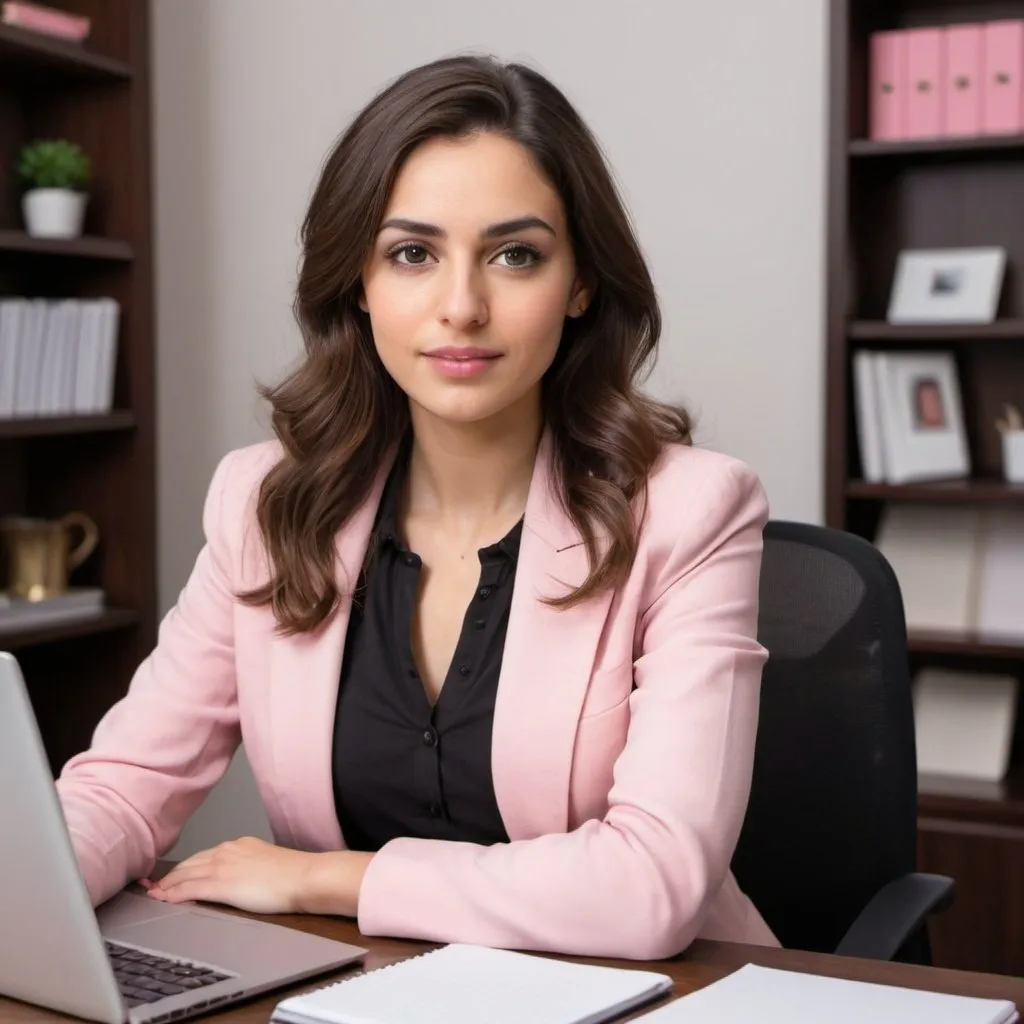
[{"xmin": 56, "ymin": 432, "xmax": 779, "ymax": 960}]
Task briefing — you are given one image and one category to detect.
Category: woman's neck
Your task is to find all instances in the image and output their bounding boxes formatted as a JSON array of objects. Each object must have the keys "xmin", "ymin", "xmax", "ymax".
[{"xmin": 404, "ymin": 394, "xmax": 542, "ymax": 532}]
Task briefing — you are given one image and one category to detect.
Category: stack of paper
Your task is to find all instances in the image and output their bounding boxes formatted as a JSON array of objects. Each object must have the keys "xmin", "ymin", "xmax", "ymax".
[{"xmin": 637, "ymin": 964, "xmax": 1017, "ymax": 1023}]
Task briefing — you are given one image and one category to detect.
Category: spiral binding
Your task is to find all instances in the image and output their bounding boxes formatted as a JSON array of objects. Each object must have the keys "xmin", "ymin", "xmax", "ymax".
[{"xmin": 280, "ymin": 946, "xmax": 441, "ymax": 1005}]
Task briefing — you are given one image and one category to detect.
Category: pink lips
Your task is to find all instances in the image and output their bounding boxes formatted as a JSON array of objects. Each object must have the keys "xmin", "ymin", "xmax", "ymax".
[{"xmin": 423, "ymin": 346, "xmax": 502, "ymax": 379}]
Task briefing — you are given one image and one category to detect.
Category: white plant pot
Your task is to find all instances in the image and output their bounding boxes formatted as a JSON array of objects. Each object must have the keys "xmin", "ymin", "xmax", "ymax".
[
  {"xmin": 1002, "ymin": 430, "xmax": 1024, "ymax": 484},
  {"xmin": 21, "ymin": 188, "xmax": 87, "ymax": 239}
]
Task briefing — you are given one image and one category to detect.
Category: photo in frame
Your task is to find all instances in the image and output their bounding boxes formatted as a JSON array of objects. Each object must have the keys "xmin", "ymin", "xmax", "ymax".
[
  {"xmin": 887, "ymin": 246, "xmax": 1006, "ymax": 324},
  {"xmin": 873, "ymin": 351, "xmax": 971, "ymax": 484}
]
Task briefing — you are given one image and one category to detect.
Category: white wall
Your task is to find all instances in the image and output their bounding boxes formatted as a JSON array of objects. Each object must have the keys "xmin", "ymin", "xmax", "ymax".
[{"xmin": 152, "ymin": 0, "xmax": 827, "ymax": 856}]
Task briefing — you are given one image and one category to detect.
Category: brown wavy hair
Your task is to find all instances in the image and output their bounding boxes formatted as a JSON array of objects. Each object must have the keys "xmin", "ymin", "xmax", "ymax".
[{"xmin": 241, "ymin": 54, "xmax": 692, "ymax": 635}]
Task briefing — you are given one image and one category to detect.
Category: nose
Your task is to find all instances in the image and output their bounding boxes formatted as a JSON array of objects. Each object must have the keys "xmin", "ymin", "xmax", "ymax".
[{"xmin": 437, "ymin": 259, "xmax": 488, "ymax": 331}]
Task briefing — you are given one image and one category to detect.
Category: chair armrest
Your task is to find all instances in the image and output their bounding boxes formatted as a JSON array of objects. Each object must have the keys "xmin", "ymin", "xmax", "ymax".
[{"xmin": 834, "ymin": 873, "xmax": 955, "ymax": 961}]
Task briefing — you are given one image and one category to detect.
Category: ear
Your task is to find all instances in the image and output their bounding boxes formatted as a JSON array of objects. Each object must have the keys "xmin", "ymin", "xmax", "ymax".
[
  {"xmin": 565, "ymin": 277, "xmax": 594, "ymax": 319},
  {"xmin": 357, "ymin": 290, "xmax": 369, "ymax": 314}
]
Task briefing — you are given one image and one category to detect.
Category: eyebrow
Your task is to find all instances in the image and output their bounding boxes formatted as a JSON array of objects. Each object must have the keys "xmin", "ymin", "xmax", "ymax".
[{"xmin": 377, "ymin": 216, "xmax": 556, "ymax": 239}]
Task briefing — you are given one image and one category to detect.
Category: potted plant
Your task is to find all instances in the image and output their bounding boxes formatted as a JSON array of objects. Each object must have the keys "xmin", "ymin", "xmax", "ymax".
[{"xmin": 16, "ymin": 138, "xmax": 91, "ymax": 239}]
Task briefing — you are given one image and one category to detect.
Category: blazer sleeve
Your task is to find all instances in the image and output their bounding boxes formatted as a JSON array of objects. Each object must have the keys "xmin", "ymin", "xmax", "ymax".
[
  {"xmin": 356, "ymin": 458, "xmax": 769, "ymax": 960},
  {"xmin": 55, "ymin": 450, "xmax": 245, "ymax": 907}
]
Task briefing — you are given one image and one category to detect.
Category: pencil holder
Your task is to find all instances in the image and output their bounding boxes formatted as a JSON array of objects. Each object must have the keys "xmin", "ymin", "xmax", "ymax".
[{"xmin": 1002, "ymin": 429, "xmax": 1024, "ymax": 483}]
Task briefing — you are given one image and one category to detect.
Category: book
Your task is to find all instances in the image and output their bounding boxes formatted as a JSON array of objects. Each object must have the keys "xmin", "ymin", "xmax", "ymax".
[
  {"xmin": 636, "ymin": 964, "xmax": 1017, "ymax": 1023},
  {"xmin": 874, "ymin": 503, "xmax": 982, "ymax": 633},
  {"xmin": 0, "ymin": 2, "xmax": 90, "ymax": 42},
  {"xmin": 270, "ymin": 943, "xmax": 673, "ymax": 1024},
  {"xmin": 852, "ymin": 350, "xmax": 886, "ymax": 482},
  {"xmin": 913, "ymin": 667, "xmax": 1018, "ymax": 782},
  {"xmin": 0, "ymin": 588, "xmax": 104, "ymax": 633},
  {"xmin": 0, "ymin": 296, "xmax": 120, "ymax": 419},
  {"xmin": 974, "ymin": 508, "xmax": 1024, "ymax": 642}
]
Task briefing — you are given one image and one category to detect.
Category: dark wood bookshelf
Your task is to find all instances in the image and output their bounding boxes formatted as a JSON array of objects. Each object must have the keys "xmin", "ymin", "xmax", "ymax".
[
  {"xmin": 0, "ymin": 22, "xmax": 131, "ymax": 81},
  {"xmin": 0, "ymin": 230, "xmax": 133, "ymax": 260},
  {"xmin": 0, "ymin": 411, "xmax": 136, "ymax": 438},
  {"xmin": 0, "ymin": 607, "xmax": 139, "ymax": 651},
  {"xmin": 830, "ymin": 0, "xmax": 1024, "ymax": 976},
  {"xmin": 849, "ymin": 320, "xmax": 1024, "ymax": 341},
  {"xmin": 846, "ymin": 478, "xmax": 1024, "ymax": 502},
  {"xmin": 0, "ymin": 4, "xmax": 156, "ymax": 781},
  {"xmin": 850, "ymin": 133, "xmax": 1024, "ymax": 157}
]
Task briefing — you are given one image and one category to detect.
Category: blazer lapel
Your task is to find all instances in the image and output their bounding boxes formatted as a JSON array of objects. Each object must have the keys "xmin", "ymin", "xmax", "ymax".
[
  {"xmin": 491, "ymin": 432, "xmax": 615, "ymax": 840},
  {"xmin": 268, "ymin": 452, "xmax": 394, "ymax": 852}
]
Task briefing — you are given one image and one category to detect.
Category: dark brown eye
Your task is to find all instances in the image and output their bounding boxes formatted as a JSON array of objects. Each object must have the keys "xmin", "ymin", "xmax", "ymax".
[
  {"xmin": 395, "ymin": 244, "xmax": 429, "ymax": 265},
  {"xmin": 495, "ymin": 245, "xmax": 541, "ymax": 269}
]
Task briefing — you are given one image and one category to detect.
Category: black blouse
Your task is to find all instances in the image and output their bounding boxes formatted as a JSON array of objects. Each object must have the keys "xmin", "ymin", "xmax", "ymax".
[{"xmin": 332, "ymin": 450, "xmax": 518, "ymax": 851}]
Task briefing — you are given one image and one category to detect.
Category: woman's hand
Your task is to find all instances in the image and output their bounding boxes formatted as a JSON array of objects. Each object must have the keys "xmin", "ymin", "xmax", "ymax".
[{"xmin": 143, "ymin": 837, "xmax": 373, "ymax": 917}]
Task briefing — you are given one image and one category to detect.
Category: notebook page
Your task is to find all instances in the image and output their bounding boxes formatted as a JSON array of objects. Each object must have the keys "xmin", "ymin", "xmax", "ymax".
[
  {"xmin": 271, "ymin": 943, "xmax": 673, "ymax": 1024},
  {"xmin": 636, "ymin": 964, "xmax": 1017, "ymax": 1024}
]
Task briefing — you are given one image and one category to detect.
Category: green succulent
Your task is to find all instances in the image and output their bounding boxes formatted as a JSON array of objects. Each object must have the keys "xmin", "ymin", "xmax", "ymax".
[{"xmin": 16, "ymin": 138, "xmax": 91, "ymax": 191}]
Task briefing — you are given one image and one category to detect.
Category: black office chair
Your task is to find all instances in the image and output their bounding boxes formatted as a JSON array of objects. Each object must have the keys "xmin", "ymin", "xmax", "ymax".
[{"xmin": 731, "ymin": 520, "xmax": 954, "ymax": 963}]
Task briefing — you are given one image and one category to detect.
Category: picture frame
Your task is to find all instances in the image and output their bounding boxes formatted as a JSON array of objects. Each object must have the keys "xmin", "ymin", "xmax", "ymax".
[
  {"xmin": 874, "ymin": 351, "xmax": 970, "ymax": 483},
  {"xmin": 887, "ymin": 246, "xmax": 1006, "ymax": 324}
]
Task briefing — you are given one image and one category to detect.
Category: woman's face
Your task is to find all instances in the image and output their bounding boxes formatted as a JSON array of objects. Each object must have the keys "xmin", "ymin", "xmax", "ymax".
[{"xmin": 361, "ymin": 131, "xmax": 589, "ymax": 429}]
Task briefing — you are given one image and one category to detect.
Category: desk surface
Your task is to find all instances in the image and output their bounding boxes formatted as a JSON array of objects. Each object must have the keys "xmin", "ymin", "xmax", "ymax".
[{"xmin": 5, "ymin": 911, "xmax": 1024, "ymax": 1022}]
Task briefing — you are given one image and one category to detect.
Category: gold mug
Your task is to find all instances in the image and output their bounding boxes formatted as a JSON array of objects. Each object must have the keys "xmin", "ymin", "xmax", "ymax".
[{"xmin": 0, "ymin": 512, "xmax": 99, "ymax": 602}]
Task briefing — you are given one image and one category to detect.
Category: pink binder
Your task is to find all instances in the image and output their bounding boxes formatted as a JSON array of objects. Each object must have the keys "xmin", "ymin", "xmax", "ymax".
[
  {"xmin": 906, "ymin": 28, "xmax": 944, "ymax": 138},
  {"xmin": 944, "ymin": 24, "xmax": 983, "ymax": 135},
  {"xmin": 983, "ymin": 20, "xmax": 1024, "ymax": 133},
  {"xmin": 869, "ymin": 31, "xmax": 908, "ymax": 139}
]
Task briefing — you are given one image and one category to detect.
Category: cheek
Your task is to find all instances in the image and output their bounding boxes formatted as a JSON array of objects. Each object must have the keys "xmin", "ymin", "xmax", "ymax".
[
  {"xmin": 364, "ymin": 286, "xmax": 419, "ymax": 363},
  {"xmin": 494, "ymin": 286, "xmax": 569, "ymax": 358}
]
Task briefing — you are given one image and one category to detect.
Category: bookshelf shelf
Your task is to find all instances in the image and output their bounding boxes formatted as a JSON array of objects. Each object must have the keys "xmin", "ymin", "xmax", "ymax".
[
  {"xmin": 845, "ymin": 479, "xmax": 1024, "ymax": 502},
  {"xmin": 909, "ymin": 630, "xmax": 1024, "ymax": 660},
  {"xmin": 849, "ymin": 320, "xmax": 1024, "ymax": 342},
  {"xmin": 0, "ymin": 411, "xmax": 136, "ymax": 438},
  {"xmin": 0, "ymin": 23, "xmax": 131, "ymax": 81},
  {"xmin": 919, "ymin": 764, "xmax": 1024, "ymax": 828},
  {"xmin": 0, "ymin": 231, "xmax": 133, "ymax": 261},
  {"xmin": 0, "ymin": 607, "xmax": 140, "ymax": 650},
  {"xmin": 849, "ymin": 134, "xmax": 1024, "ymax": 158}
]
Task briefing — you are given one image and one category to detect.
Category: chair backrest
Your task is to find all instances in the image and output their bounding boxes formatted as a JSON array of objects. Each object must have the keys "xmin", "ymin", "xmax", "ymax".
[{"xmin": 731, "ymin": 520, "xmax": 919, "ymax": 954}]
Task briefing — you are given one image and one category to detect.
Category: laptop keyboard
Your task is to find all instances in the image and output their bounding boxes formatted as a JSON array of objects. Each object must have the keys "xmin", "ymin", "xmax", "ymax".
[{"xmin": 104, "ymin": 940, "xmax": 233, "ymax": 1009}]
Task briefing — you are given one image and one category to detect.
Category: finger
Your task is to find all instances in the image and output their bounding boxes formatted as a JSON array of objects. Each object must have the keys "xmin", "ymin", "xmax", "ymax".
[
  {"xmin": 156, "ymin": 863, "xmax": 219, "ymax": 894},
  {"xmin": 148, "ymin": 878, "xmax": 226, "ymax": 906}
]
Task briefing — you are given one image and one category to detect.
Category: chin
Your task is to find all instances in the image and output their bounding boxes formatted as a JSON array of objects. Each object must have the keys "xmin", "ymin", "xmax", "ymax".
[{"xmin": 410, "ymin": 390, "xmax": 516, "ymax": 426}]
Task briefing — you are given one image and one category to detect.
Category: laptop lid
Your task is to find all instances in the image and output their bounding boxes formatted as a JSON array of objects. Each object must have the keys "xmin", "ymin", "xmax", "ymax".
[{"xmin": 0, "ymin": 651, "xmax": 126, "ymax": 1023}]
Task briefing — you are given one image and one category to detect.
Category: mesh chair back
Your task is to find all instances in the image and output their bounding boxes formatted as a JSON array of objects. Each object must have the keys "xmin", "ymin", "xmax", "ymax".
[{"xmin": 731, "ymin": 520, "xmax": 918, "ymax": 954}]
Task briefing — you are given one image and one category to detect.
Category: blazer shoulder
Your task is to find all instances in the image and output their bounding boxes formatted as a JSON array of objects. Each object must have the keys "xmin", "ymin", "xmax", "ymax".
[
  {"xmin": 639, "ymin": 444, "xmax": 769, "ymax": 559},
  {"xmin": 204, "ymin": 439, "xmax": 283, "ymax": 585}
]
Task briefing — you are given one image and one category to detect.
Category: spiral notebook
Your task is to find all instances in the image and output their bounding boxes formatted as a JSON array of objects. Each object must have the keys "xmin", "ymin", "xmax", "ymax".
[{"xmin": 270, "ymin": 943, "xmax": 674, "ymax": 1024}]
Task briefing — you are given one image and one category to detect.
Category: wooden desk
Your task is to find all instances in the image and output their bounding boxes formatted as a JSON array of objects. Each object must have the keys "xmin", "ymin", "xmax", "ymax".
[{"xmin": 4, "ymin": 910, "xmax": 1024, "ymax": 1023}]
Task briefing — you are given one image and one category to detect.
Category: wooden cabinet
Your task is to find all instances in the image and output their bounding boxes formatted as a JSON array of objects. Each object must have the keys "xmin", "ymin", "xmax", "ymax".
[{"xmin": 919, "ymin": 816, "xmax": 1024, "ymax": 975}]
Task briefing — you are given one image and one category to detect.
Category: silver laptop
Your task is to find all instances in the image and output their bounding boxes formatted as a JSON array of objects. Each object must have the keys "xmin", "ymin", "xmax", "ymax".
[{"xmin": 0, "ymin": 651, "xmax": 366, "ymax": 1023}]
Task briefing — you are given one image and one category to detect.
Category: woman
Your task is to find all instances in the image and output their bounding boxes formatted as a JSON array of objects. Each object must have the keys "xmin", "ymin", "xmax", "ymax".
[{"xmin": 56, "ymin": 54, "xmax": 777, "ymax": 960}]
